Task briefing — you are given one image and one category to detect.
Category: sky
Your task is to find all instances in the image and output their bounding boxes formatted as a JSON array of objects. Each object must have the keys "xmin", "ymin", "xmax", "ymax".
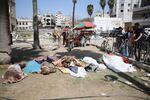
[{"xmin": 16, "ymin": 0, "xmax": 109, "ymax": 19}]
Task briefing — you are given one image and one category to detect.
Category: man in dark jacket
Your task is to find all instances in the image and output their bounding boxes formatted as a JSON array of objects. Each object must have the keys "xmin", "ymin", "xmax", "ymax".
[{"xmin": 133, "ymin": 23, "xmax": 144, "ymax": 61}]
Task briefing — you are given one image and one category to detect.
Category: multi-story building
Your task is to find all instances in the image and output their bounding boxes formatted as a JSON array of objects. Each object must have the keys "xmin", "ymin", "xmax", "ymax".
[
  {"xmin": 112, "ymin": 0, "xmax": 139, "ymax": 25},
  {"xmin": 94, "ymin": 16, "xmax": 123, "ymax": 33},
  {"xmin": 41, "ymin": 13, "xmax": 55, "ymax": 28},
  {"xmin": 55, "ymin": 11, "xmax": 71, "ymax": 27},
  {"xmin": 63, "ymin": 15, "xmax": 71, "ymax": 27},
  {"xmin": 16, "ymin": 18, "xmax": 33, "ymax": 31},
  {"xmin": 132, "ymin": 0, "xmax": 150, "ymax": 28},
  {"xmin": 55, "ymin": 11, "xmax": 63, "ymax": 27}
]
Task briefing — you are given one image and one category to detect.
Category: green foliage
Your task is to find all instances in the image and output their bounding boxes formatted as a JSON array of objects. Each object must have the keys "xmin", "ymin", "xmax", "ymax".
[
  {"xmin": 87, "ymin": 4, "xmax": 94, "ymax": 17},
  {"xmin": 108, "ymin": 0, "xmax": 114, "ymax": 9},
  {"xmin": 108, "ymin": 0, "xmax": 114, "ymax": 16},
  {"xmin": 100, "ymin": 0, "xmax": 106, "ymax": 9},
  {"xmin": 72, "ymin": 0, "xmax": 77, "ymax": 4},
  {"xmin": 100, "ymin": 0, "xmax": 106, "ymax": 17}
]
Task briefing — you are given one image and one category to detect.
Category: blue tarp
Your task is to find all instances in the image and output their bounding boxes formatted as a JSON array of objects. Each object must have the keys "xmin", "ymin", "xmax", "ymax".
[{"xmin": 23, "ymin": 60, "xmax": 41, "ymax": 74}]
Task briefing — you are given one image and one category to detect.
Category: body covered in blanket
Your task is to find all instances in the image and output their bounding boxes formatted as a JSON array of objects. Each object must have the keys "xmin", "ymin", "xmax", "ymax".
[
  {"xmin": 52, "ymin": 56, "xmax": 87, "ymax": 78},
  {"xmin": 52, "ymin": 56, "xmax": 85, "ymax": 68},
  {"xmin": 2, "ymin": 64, "xmax": 27, "ymax": 83},
  {"xmin": 41, "ymin": 61, "xmax": 56, "ymax": 75},
  {"xmin": 103, "ymin": 54, "xmax": 136, "ymax": 72}
]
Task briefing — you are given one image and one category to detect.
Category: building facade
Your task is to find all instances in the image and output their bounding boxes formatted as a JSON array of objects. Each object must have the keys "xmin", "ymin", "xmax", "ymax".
[
  {"xmin": 94, "ymin": 16, "xmax": 123, "ymax": 34},
  {"xmin": 132, "ymin": 0, "xmax": 150, "ymax": 28},
  {"xmin": 112, "ymin": 0, "xmax": 139, "ymax": 23},
  {"xmin": 55, "ymin": 11, "xmax": 63, "ymax": 27},
  {"xmin": 55, "ymin": 11, "xmax": 71, "ymax": 27},
  {"xmin": 63, "ymin": 15, "xmax": 71, "ymax": 27},
  {"xmin": 41, "ymin": 13, "xmax": 55, "ymax": 28},
  {"xmin": 16, "ymin": 18, "xmax": 33, "ymax": 31}
]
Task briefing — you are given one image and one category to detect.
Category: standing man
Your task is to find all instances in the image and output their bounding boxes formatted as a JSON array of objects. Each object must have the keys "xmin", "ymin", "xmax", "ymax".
[
  {"xmin": 133, "ymin": 23, "xmax": 144, "ymax": 61},
  {"xmin": 62, "ymin": 27, "xmax": 69, "ymax": 45}
]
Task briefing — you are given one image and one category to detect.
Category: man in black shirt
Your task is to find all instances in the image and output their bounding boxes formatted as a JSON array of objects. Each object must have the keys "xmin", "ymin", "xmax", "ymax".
[{"xmin": 133, "ymin": 23, "xmax": 144, "ymax": 61}]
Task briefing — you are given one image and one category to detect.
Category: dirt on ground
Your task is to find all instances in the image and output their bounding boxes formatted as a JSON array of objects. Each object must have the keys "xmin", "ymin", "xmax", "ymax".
[{"xmin": 0, "ymin": 40, "xmax": 149, "ymax": 100}]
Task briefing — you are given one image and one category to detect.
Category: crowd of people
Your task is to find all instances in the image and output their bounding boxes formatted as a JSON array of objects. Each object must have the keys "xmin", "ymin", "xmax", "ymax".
[
  {"xmin": 116, "ymin": 23, "xmax": 146, "ymax": 61},
  {"xmin": 50, "ymin": 22, "xmax": 147, "ymax": 62},
  {"xmin": 51, "ymin": 27, "xmax": 92, "ymax": 48}
]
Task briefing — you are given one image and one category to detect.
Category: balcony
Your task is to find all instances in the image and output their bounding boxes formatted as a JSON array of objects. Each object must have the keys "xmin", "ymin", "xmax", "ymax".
[
  {"xmin": 133, "ymin": 5, "xmax": 150, "ymax": 12},
  {"xmin": 132, "ymin": 18, "xmax": 150, "ymax": 26}
]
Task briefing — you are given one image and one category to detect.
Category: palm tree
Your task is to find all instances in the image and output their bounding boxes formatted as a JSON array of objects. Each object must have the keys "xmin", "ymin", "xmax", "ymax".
[
  {"xmin": 32, "ymin": 0, "xmax": 41, "ymax": 49},
  {"xmin": 87, "ymin": 4, "xmax": 94, "ymax": 18},
  {"xmin": 0, "ymin": 0, "xmax": 11, "ymax": 64},
  {"xmin": 100, "ymin": 0, "xmax": 106, "ymax": 17},
  {"xmin": 72, "ymin": 0, "xmax": 77, "ymax": 28},
  {"xmin": 108, "ymin": 0, "xmax": 114, "ymax": 17}
]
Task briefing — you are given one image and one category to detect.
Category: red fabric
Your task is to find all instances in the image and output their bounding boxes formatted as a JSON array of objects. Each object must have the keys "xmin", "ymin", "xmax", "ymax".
[
  {"xmin": 122, "ymin": 57, "xmax": 129, "ymax": 63},
  {"xmin": 83, "ymin": 22, "xmax": 94, "ymax": 28}
]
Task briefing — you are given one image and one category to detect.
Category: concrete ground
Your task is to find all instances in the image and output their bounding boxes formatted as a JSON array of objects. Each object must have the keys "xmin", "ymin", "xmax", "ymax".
[{"xmin": 0, "ymin": 37, "xmax": 149, "ymax": 100}]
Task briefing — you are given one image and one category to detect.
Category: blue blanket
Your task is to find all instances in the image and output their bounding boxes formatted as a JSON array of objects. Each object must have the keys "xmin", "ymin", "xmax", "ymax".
[{"xmin": 23, "ymin": 60, "xmax": 41, "ymax": 74}]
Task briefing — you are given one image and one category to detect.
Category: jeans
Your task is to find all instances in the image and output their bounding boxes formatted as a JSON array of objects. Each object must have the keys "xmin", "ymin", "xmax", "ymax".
[{"xmin": 134, "ymin": 40, "xmax": 142, "ymax": 61}]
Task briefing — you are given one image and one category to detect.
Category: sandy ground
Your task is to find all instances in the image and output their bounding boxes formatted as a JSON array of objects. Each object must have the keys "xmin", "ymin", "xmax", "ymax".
[{"xmin": 0, "ymin": 38, "xmax": 149, "ymax": 100}]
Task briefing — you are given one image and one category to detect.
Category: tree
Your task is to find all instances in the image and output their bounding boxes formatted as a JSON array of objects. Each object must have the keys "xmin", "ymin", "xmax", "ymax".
[
  {"xmin": 87, "ymin": 4, "xmax": 94, "ymax": 18},
  {"xmin": 32, "ymin": 0, "xmax": 41, "ymax": 49},
  {"xmin": 72, "ymin": 0, "xmax": 77, "ymax": 28},
  {"xmin": 100, "ymin": 0, "xmax": 106, "ymax": 17},
  {"xmin": 108, "ymin": 0, "xmax": 114, "ymax": 17},
  {"xmin": 0, "ymin": 0, "xmax": 11, "ymax": 64}
]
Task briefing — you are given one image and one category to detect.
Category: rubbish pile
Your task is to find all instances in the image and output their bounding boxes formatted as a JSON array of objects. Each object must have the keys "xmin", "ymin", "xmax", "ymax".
[{"xmin": 1, "ymin": 53, "xmax": 137, "ymax": 84}]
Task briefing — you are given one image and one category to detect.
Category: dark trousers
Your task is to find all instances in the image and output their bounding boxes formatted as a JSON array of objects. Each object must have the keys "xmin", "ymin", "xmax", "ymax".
[
  {"xmin": 63, "ymin": 36, "xmax": 66, "ymax": 45},
  {"xmin": 134, "ymin": 40, "xmax": 141, "ymax": 61},
  {"xmin": 128, "ymin": 45, "xmax": 134, "ymax": 57}
]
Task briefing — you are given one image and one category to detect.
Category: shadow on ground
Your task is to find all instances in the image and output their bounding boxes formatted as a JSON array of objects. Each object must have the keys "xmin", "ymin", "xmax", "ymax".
[
  {"xmin": 11, "ymin": 47, "xmax": 47, "ymax": 63},
  {"xmin": 56, "ymin": 48, "xmax": 103, "ymax": 59}
]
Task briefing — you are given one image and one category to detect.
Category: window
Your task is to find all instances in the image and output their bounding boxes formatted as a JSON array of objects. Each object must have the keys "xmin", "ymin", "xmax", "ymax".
[
  {"xmin": 121, "ymin": 4, "xmax": 124, "ymax": 7},
  {"xmin": 128, "ymin": 9, "xmax": 130, "ymax": 12},
  {"xmin": 121, "ymin": 10, "xmax": 123, "ymax": 12},
  {"xmin": 26, "ymin": 22, "xmax": 28, "ymax": 25},
  {"xmin": 134, "ymin": 4, "xmax": 138, "ymax": 8},
  {"xmin": 128, "ymin": 3, "xmax": 131, "ymax": 7}
]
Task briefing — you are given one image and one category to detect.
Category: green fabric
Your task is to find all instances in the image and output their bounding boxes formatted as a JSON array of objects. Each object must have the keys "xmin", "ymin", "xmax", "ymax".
[{"xmin": 75, "ymin": 23, "xmax": 84, "ymax": 29}]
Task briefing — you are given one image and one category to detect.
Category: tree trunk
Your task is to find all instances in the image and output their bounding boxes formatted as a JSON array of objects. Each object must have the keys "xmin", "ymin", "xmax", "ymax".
[
  {"xmin": 109, "ymin": 9, "xmax": 112, "ymax": 17},
  {"xmin": 103, "ymin": 9, "xmax": 104, "ymax": 17},
  {"xmin": 32, "ymin": 0, "xmax": 41, "ymax": 49},
  {"xmin": 0, "ymin": 0, "xmax": 11, "ymax": 64},
  {"xmin": 72, "ymin": 3, "xmax": 75, "ymax": 28}
]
